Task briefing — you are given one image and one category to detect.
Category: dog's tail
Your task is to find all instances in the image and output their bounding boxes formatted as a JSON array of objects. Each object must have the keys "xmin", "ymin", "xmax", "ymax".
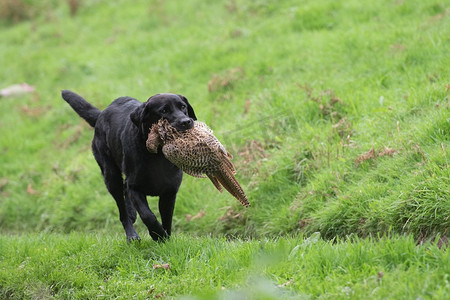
[{"xmin": 61, "ymin": 90, "xmax": 101, "ymax": 127}]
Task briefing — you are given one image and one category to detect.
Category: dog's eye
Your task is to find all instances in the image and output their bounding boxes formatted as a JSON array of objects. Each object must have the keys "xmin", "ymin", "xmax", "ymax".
[
  {"xmin": 180, "ymin": 104, "xmax": 187, "ymax": 110},
  {"xmin": 161, "ymin": 107, "xmax": 170, "ymax": 114}
]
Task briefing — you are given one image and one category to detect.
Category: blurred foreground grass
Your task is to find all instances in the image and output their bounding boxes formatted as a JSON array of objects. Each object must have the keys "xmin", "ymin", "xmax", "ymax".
[{"xmin": 1, "ymin": 233, "xmax": 449, "ymax": 299}]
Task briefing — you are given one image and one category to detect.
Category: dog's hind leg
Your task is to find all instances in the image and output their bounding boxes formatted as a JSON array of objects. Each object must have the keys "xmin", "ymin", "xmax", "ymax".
[
  {"xmin": 105, "ymin": 165, "xmax": 140, "ymax": 242},
  {"xmin": 93, "ymin": 143, "xmax": 140, "ymax": 242},
  {"xmin": 124, "ymin": 182, "xmax": 137, "ymax": 224}
]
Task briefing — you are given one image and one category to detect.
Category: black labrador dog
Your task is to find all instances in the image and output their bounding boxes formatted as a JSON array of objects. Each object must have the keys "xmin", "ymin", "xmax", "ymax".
[{"xmin": 61, "ymin": 90, "xmax": 196, "ymax": 242}]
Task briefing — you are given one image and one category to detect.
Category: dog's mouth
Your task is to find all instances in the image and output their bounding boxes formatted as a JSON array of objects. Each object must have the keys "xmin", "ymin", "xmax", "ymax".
[{"xmin": 171, "ymin": 118, "xmax": 194, "ymax": 132}]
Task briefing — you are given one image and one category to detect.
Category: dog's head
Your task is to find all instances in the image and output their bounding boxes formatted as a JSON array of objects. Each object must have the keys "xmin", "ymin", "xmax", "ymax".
[{"xmin": 130, "ymin": 93, "xmax": 197, "ymax": 136}]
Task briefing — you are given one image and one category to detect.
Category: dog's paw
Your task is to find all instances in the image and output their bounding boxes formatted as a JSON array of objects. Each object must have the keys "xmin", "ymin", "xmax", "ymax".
[
  {"xmin": 150, "ymin": 229, "xmax": 169, "ymax": 242},
  {"xmin": 126, "ymin": 234, "xmax": 141, "ymax": 243}
]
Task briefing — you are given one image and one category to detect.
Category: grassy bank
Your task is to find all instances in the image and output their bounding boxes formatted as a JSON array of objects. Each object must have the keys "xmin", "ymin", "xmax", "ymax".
[{"xmin": 1, "ymin": 0, "xmax": 448, "ymax": 240}]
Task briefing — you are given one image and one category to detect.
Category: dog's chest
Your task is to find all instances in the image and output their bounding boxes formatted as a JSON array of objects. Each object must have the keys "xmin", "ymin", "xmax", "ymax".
[{"xmin": 126, "ymin": 154, "xmax": 183, "ymax": 196}]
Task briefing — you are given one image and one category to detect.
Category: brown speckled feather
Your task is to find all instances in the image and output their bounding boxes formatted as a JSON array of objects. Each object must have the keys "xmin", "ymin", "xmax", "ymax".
[{"xmin": 146, "ymin": 119, "xmax": 250, "ymax": 207}]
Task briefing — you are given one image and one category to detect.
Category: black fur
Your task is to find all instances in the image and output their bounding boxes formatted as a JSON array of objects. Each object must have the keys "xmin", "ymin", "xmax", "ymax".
[{"xmin": 61, "ymin": 90, "xmax": 196, "ymax": 242}]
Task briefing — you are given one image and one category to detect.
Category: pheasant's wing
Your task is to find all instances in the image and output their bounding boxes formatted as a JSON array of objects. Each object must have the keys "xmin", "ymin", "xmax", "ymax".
[
  {"xmin": 183, "ymin": 169, "xmax": 207, "ymax": 178},
  {"xmin": 162, "ymin": 141, "xmax": 222, "ymax": 177},
  {"xmin": 197, "ymin": 129, "xmax": 236, "ymax": 173},
  {"xmin": 194, "ymin": 121, "xmax": 214, "ymax": 134},
  {"xmin": 207, "ymin": 141, "xmax": 236, "ymax": 175}
]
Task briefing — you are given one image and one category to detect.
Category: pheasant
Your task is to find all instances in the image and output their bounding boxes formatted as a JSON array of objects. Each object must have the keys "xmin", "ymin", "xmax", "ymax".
[{"xmin": 146, "ymin": 118, "xmax": 250, "ymax": 207}]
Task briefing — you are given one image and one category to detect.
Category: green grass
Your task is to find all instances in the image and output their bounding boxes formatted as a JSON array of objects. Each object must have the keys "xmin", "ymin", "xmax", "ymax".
[
  {"xmin": 1, "ymin": 233, "xmax": 449, "ymax": 299},
  {"xmin": 0, "ymin": 0, "xmax": 449, "ymax": 298}
]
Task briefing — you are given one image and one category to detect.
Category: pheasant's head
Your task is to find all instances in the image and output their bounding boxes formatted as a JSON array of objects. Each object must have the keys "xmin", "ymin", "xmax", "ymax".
[{"xmin": 158, "ymin": 118, "xmax": 185, "ymax": 141}]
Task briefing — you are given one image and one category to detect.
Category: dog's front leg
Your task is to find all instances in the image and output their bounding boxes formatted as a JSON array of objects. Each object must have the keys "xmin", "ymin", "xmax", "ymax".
[{"xmin": 127, "ymin": 187, "xmax": 168, "ymax": 241}]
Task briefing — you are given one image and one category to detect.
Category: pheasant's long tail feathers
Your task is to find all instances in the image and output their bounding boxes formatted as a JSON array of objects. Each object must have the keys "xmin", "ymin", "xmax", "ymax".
[
  {"xmin": 207, "ymin": 174, "xmax": 223, "ymax": 193},
  {"xmin": 213, "ymin": 168, "xmax": 250, "ymax": 207},
  {"xmin": 223, "ymin": 155, "xmax": 236, "ymax": 174}
]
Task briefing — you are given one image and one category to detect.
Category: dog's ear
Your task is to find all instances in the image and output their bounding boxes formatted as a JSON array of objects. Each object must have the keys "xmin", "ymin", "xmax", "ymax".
[
  {"xmin": 178, "ymin": 95, "xmax": 197, "ymax": 120},
  {"xmin": 130, "ymin": 104, "xmax": 145, "ymax": 127}
]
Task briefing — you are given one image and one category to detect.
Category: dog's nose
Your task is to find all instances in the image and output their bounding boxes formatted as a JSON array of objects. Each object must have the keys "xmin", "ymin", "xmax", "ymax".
[{"xmin": 177, "ymin": 118, "xmax": 194, "ymax": 130}]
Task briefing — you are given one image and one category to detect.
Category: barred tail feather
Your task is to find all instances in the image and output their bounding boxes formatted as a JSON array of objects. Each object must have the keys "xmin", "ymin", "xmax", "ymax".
[
  {"xmin": 207, "ymin": 174, "xmax": 223, "ymax": 192},
  {"xmin": 214, "ymin": 171, "xmax": 250, "ymax": 207},
  {"xmin": 223, "ymin": 156, "xmax": 236, "ymax": 174}
]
